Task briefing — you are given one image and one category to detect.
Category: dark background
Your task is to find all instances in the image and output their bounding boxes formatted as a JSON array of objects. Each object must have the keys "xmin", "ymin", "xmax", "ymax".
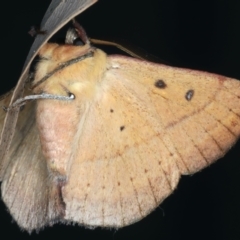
[{"xmin": 0, "ymin": 0, "xmax": 240, "ymax": 239}]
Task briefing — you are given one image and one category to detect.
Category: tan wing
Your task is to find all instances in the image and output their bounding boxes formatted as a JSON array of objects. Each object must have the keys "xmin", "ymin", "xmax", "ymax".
[
  {"xmin": 61, "ymin": 56, "xmax": 240, "ymax": 227},
  {"xmin": 0, "ymin": 99, "xmax": 64, "ymax": 232}
]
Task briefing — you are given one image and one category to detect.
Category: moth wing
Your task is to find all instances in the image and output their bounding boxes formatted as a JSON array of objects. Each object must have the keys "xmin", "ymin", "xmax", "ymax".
[
  {"xmin": 62, "ymin": 55, "xmax": 240, "ymax": 228},
  {"xmin": 107, "ymin": 56, "xmax": 240, "ymax": 174},
  {"xmin": 0, "ymin": 99, "xmax": 64, "ymax": 232}
]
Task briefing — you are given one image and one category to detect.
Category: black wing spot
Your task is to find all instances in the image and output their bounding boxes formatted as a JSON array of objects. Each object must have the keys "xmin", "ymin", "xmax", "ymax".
[
  {"xmin": 155, "ymin": 79, "xmax": 167, "ymax": 89},
  {"xmin": 120, "ymin": 126, "xmax": 125, "ymax": 131},
  {"xmin": 185, "ymin": 89, "xmax": 194, "ymax": 101},
  {"xmin": 110, "ymin": 109, "xmax": 114, "ymax": 113}
]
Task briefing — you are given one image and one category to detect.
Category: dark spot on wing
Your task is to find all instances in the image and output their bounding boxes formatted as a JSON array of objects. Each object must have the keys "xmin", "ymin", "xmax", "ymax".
[
  {"xmin": 110, "ymin": 109, "xmax": 114, "ymax": 112},
  {"xmin": 185, "ymin": 89, "xmax": 194, "ymax": 101},
  {"xmin": 120, "ymin": 126, "xmax": 125, "ymax": 131},
  {"xmin": 155, "ymin": 79, "xmax": 167, "ymax": 89}
]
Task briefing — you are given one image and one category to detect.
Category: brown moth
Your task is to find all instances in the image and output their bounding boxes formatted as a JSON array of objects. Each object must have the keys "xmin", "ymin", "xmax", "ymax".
[{"xmin": 1, "ymin": 0, "xmax": 240, "ymax": 234}]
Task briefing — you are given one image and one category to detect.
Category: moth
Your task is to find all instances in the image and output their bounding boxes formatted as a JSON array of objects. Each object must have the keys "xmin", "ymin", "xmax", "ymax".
[{"xmin": 0, "ymin": 0, "xmax": 240, "ymax": 233}]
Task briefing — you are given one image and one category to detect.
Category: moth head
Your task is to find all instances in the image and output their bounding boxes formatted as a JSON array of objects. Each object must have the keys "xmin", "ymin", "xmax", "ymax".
[
  {"xmin": 33, "ymin": 23, "xmax": 94, "ymax": 90},
  {"xmin": 39, "ymin": 42, "xmax": 91, "ymax": 66}
]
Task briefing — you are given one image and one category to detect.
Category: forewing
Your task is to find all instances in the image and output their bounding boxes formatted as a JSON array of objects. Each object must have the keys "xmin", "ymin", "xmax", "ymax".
[
  {"xmin": 62, "ymin": 56, "xmax": 240, "ymax": 228},
  {"xmin": 106, "ymin": 56, "xmax": 240, "ymax": 174}
]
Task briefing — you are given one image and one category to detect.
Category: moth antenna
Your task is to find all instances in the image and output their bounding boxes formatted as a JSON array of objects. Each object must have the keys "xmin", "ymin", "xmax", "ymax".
[
  {"xmin": 90, "ymin": 38, "xmax": 145, "ymax": 60},
  {"xmin": 6, "ymin": 93, "xmax": 75, "ymax": 111},
  {"xmin": 72, "ymin": 19, "xmax": 90, "ymax": 45}
]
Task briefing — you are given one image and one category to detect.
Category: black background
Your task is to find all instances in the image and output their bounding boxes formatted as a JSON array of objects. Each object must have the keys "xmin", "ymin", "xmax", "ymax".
[{"xmin": 0, "ymin": 0, "xmax": 240, "ymax": 239}]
